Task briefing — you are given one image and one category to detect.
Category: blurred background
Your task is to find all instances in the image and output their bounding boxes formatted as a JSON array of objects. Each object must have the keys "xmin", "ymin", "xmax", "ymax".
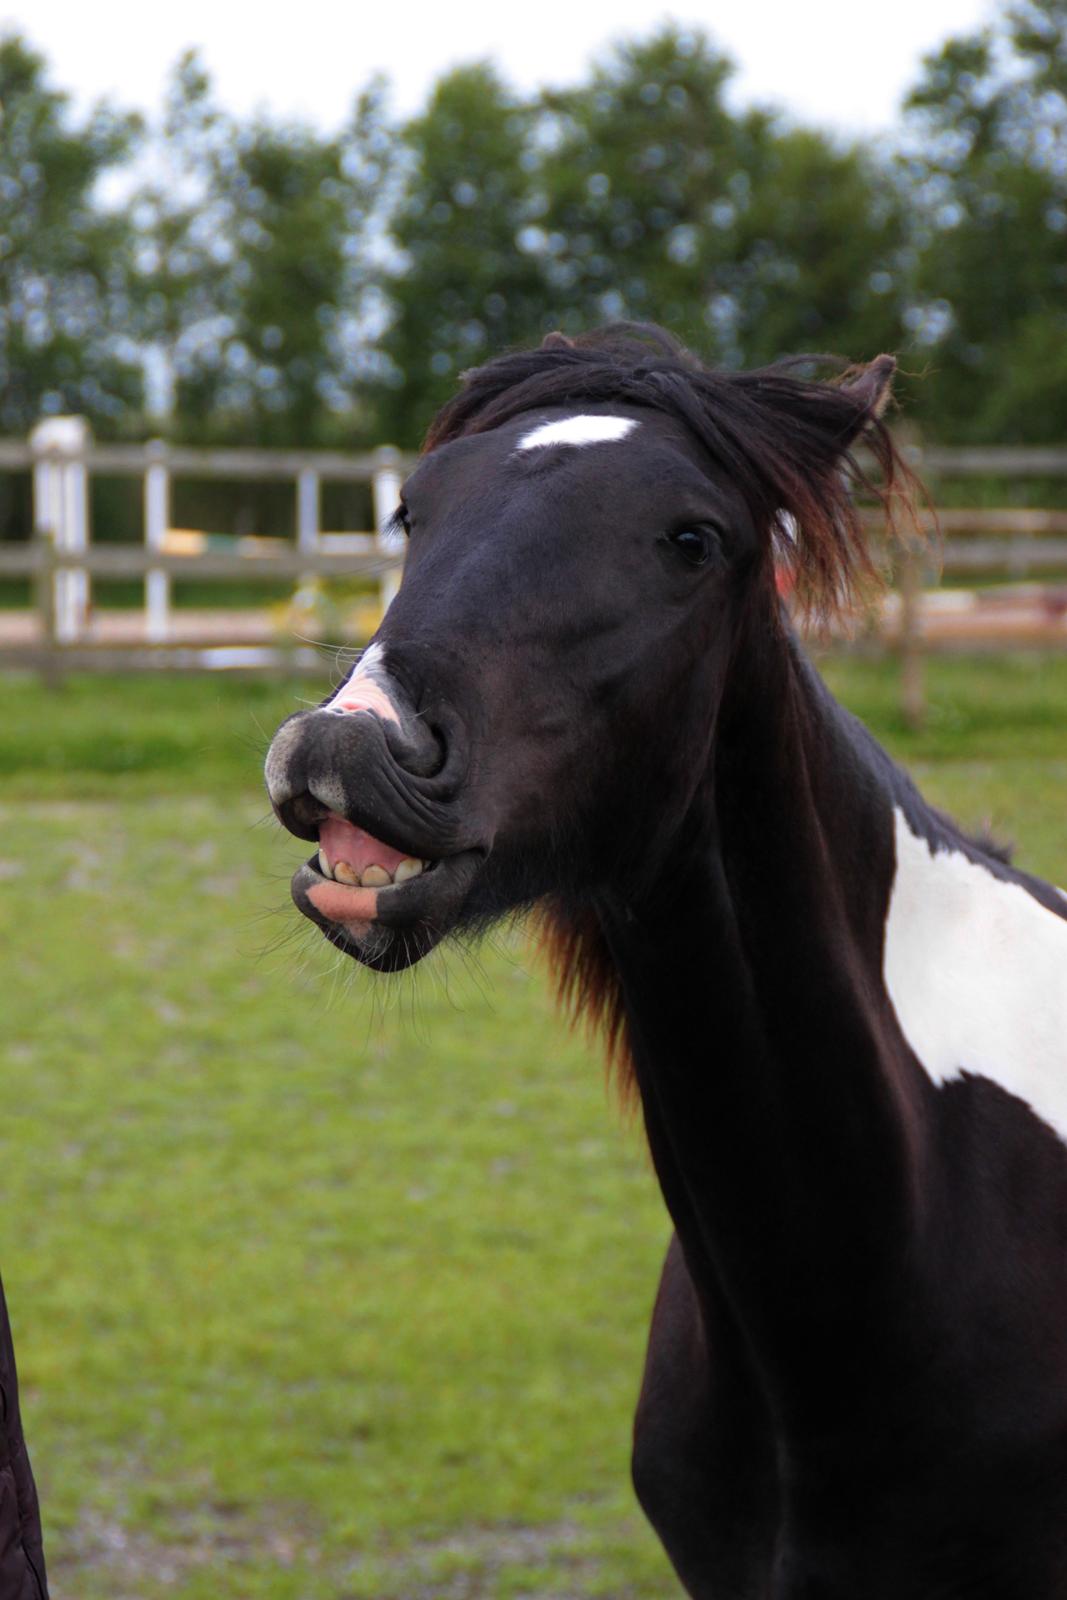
[
  {"xmin": 1, "ymin": 2, "xmax": 1065, "ymax": 1596},
  {"xmin": 2, "ymin": 0, "xmax": 1064, "ymax": 452}
]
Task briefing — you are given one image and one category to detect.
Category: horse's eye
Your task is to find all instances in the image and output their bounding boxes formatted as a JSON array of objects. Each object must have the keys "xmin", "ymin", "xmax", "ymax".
[
  {"xmin": 388, "ymin": 503, "xmax": 411, "ymax": 539},
  {"xmin": 667, "ymin": 526, "xmax": 715, "ymax": 566}
]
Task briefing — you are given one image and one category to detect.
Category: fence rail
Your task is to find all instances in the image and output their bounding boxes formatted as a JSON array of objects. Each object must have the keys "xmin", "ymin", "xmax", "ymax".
[
  {"xmin": 10, "ymin": 440, "xmax": 1067, "ymax": 474},
  {"xmin": 0, "ymin": 533, "xmax": 405, "ymax": 685},
  {"xmin": 0, "ymin": 437, "xmax": 415, "ymax": 479},
  {"xmin": 4, "ymin": 427, "xmax": 1067, "ymax": 723},
  {"xmin": 917, "ymin": 446, "xmax": 1067, "ymax": 475},
  {"xmin": 0, "ymin": 541, "xmax": 401, "ymax": 582},
  {"xmin": 11, "ymin": 421, "xmax": 412, "ymax": 643}
]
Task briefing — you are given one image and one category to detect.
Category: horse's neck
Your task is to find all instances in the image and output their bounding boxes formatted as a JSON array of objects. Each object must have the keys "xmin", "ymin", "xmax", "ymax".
[{"xmin": 599, "ymin": 626, "xmax": 926, "ymax": 1401}]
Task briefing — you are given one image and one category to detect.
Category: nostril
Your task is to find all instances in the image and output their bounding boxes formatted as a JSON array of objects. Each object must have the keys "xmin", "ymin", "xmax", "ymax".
[
  {"xmin": 275, "ymin": 790, "xmax": 330, "ymax": 842},
  {"xmin": 425, "ymin": 722, "xmax": 448, "ymax": 776},
  {"xmin": 385, "ymin": 715, "xmax": 448, "ymax": 778}
]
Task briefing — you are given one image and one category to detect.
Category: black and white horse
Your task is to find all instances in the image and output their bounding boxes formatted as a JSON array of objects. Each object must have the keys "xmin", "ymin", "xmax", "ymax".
[{"xmin": 265, "ymin": 326, "xmax": 1067, "ymax": 1597}]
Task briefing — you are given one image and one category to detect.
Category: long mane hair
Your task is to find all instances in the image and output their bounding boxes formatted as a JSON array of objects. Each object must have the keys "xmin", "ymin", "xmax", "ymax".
[{"xmin": 424, "ymin": 322, "xmax": 919, "ymax": 1098}]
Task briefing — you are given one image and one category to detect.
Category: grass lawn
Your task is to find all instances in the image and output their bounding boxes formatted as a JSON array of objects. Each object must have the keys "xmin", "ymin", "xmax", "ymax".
[{"xmin": 1, "ymin": 654, "xmax": 1065, "ymax": 1599}]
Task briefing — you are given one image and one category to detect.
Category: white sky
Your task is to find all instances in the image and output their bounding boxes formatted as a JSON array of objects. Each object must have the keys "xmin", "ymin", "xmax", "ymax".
[{"xmin": 4, "ymin": 0, "xmax": 994, "ymax": 138}]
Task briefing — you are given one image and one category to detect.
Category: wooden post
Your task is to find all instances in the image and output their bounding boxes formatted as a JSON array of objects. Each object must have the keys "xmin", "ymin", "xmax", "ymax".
[
  {"xmin": 296, "ymin": 467, "xmax": 320, "ymax": 554},
  {"xmin": 897, "ymin": 539, "xmax": 925, "ymax": 732},
  {"xmin": 372, "ymin": 445, "xmax": 404, "ymax": 612},
  {"xmin": 295, "ymin": 466, "xmax": 321, "ymax": 601},
  {"xmin": 30, "ymin": 415, "xmax": 91, "ymax": 642},
  {"xmin": 891, "ymin": 426, "xmax": 927, "ymax": 732},
  {"xmin": 144, "ymin": 440, "xmax": 171, "ymax": 642},
  {"xmin": 33, "ymin": 527, "xmax": 61, "ymax": 689}
]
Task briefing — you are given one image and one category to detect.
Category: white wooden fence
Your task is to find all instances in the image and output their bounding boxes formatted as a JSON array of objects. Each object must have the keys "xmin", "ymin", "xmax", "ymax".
[
  {"xmin": 4, "ymin": 421, "xmax": 1067, "ymax": 724},
  {"xmin": 4, "ymin": 419, "xmax": 412, "ymax": 643}
]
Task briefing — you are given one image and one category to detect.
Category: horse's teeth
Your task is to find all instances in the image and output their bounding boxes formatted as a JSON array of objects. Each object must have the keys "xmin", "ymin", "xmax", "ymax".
[{"xmin": 324, "ymin": 855, "xmax": 428, "ymax": 888}]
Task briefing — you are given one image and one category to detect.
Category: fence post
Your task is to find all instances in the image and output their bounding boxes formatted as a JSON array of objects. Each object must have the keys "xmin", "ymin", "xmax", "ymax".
[
  {"xmin": 33, "ymin": 527, "xmax": 61, "ymax": 689},
  {"xmin": 897, "ymin": 539, "xmax": 925, "ymax": 731},
  {"xmin": 30, "ymin": 415, "xmax": 91, "ymax": 642},
  {"xmin": 144, "ymin": 440, "xmax": 171, "ymax": 642},
  {"xmin": 892, "ymin": 429, "xmax": 927, "ymax": 731},
  {"xmin": 296, "ymin": 467, "xmax": 320, "ymax": 554},
  {"xmin": 371, "ymin": 445, "xmax": 405, "ymax": 612}
]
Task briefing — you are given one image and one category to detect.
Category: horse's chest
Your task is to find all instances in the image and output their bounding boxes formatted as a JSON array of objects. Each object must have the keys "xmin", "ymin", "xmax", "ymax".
[{"xmin": 883, "ymin": 808, "xmax": 1067, "ymax": 1144}]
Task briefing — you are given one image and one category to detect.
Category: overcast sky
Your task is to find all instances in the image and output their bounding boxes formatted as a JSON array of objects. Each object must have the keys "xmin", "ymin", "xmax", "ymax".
[{"xmin": 5, "ymin": 0, "xmax": 993, "ymax": 136}]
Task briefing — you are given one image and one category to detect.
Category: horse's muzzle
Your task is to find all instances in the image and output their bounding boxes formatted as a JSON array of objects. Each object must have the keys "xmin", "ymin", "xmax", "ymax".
[{"xmin": 264, "ymin": 703, "xmax": 487, "ymax": 969}]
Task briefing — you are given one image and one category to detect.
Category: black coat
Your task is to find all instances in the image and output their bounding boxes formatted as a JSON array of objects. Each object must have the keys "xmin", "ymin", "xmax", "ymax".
[{"xmin": 0, "ymin": 1279, "xmax": 46, "ymax": 1598}]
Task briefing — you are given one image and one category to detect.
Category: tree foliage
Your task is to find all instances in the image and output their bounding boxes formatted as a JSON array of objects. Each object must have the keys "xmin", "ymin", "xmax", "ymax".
[
  {"xmin": 903, "ymin": 0, "xmax": 1067, "ymax": 439},
  {"xmin": 378, "ymin": 28, "xmax": 912, "ymax": 441},
  {"xmin": 535, "ymin": 29, "xmax": 906, "ymax": 371},
  {"xmin": 134, "ymin": 52, "xmax": 390, "ymax": 445},
  {"xmin": 376, "ymin": 63, "xmax": 549, "ymax": 443},
  {"xmin": 0, "ymin": 34, "xmax": 142, "ymax": 434},
  {"xmin": 0, "ymin": 6, "xmax": 1064, "ymax": 448}
]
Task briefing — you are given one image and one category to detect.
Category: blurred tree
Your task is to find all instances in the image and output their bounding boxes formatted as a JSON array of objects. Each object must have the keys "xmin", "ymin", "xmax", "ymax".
[
  {"xmin": 903, "ymin": 0, "xmax": 1067, "ymax": 440},
  {"xmin": 728, "ymin": 129, "xmax": 907, "ymax": 367},
  {"xmin": 0, "ymin": 33, "xmax": 142, "ymax": 434},
  {"xmin": 375, "ymin": 63, "xmax": 550, "ymax": 444},
  {"xmin": 130, "ymin": 51, "xmax": 233, "ymax": 430},
  {"xmin": 137, "ymin": 52, "xmax": 392, "ymax": 445},
  {"xmin": 536, "ymin": 27, "xmax": 743, "ymax": 346},
  {"xmin": 5, "ymin": 11, "xmax": 1065, "ymax": 455},
  {"xmin": 378, "ymin": 28, "xmax": 909, "ymax": 441},
  {"xmin": 537, "ymin": 27, "xmax": 907, "ymax": 369}
]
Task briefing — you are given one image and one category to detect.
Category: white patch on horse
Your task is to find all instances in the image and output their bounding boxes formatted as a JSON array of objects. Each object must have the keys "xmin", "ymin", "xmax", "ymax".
[
  {"xmin": 884, "ymin": 807, "xmax": 1067, "ymax": 1143},
  {"xmin": 329, "ymin": 641, "xmax": 385, "ymax": 699},
  {"xmin": 264, "ymin": 716, "xmax": 305, "ymax": 808},
  {"xmin": 516, "ymin": 415, "xmax": 638, "ymax": 452},
  {"xmin": 323, "ymin": 642, "xmax": 400, "ymax": 723}
]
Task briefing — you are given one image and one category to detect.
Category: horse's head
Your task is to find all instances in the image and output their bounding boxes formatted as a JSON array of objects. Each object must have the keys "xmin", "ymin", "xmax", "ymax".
[{"xmin": 265, "ymin": 325, "xmax": 902, "ymax": 971}]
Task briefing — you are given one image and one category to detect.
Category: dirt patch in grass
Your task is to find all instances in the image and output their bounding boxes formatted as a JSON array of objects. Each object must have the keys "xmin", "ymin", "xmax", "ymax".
[
  {"xmin": 51, "ymin": 1504, "xmax": 645, "ymax": 1600},
  {"xmin": 50, "ymin": 1503, "xmax": 321, "ymax": 1597}
]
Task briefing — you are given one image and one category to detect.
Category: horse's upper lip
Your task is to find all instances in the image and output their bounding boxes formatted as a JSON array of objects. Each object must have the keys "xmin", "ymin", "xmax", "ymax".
[
  {"xmin": 265, "ymin": 704, "xmax": 473, "ymax": 855},
  {"xmin": 266, "ymin": 698, "xmax": 488, "ymax": 966}
]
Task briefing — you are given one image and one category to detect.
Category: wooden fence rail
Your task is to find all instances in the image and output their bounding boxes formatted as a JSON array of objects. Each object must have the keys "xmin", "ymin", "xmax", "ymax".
[
  {"xmin": 12, "ymin": 423, "xmax": 411, "ymax": 642},
  {"xmin": 4, "ymin": 429, "xmax": 1067, "ymax": 723},
  {"xmin": 0, "ymin": 532, "xmax": 404, "ymax": 684},
  {"xmin": 3, "ymin": 517, "xmax": 1067, "ymax": 721},
  {"xmin": 0, "ymin": 539, "xmax": 401, "ymax": 582}
]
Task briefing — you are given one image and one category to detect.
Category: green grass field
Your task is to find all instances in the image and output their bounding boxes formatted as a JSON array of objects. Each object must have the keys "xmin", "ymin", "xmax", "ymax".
[{"xmin": 1, "ymin": 655, "xmax": 1065, "ymax": 1599}]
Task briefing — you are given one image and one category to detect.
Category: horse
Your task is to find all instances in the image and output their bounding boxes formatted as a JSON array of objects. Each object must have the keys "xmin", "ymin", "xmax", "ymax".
[{"xmin": 264, "ymin": 325, "xmax": 1067, "ymax": 1598}]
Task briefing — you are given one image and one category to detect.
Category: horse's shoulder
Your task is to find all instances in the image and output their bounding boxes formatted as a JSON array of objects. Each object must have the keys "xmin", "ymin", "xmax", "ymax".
[{"xmin": 884, "ymin": 800, "xmax": 1067, "ymax": 1146}]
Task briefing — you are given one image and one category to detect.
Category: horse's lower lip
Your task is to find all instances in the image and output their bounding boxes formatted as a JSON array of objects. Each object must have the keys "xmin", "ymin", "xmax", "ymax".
[{"xmin": 289, "ymin": 849, "xmax": 484, "ymax": 969}]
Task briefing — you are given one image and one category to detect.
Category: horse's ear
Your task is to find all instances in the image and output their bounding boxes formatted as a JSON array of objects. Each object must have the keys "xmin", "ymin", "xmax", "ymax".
[
  {"xmin": 838, "ymin": 354, "xmax": 896, "ymax": 435},
  {"xmin": 541, "ymin": 331, "xmax": 575, "ymax": 351}
]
